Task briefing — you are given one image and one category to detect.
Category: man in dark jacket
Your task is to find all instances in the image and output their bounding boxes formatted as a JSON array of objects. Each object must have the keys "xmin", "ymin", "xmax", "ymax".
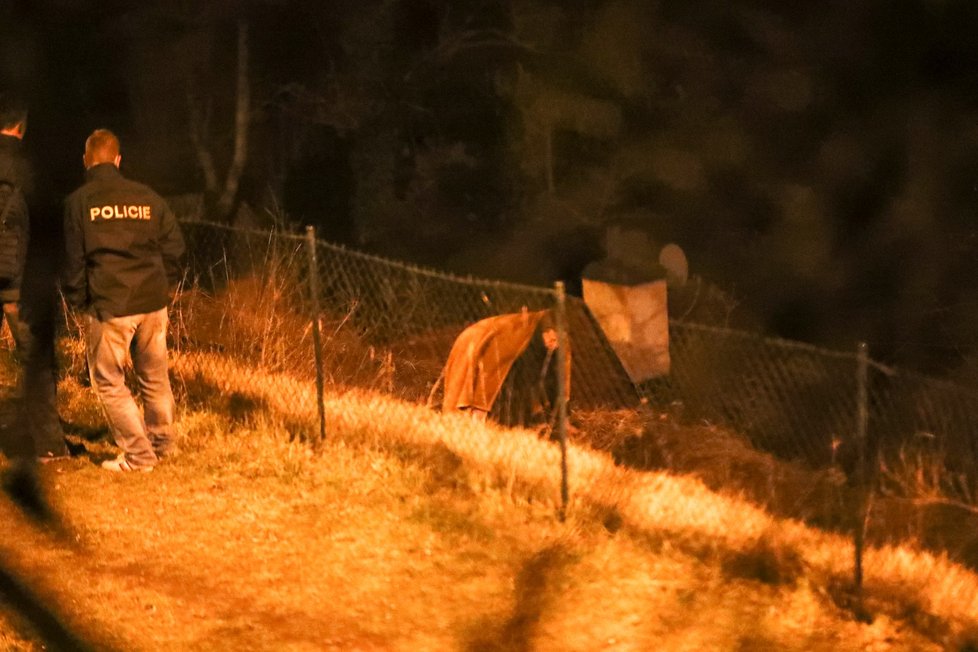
[
  {"xmin": 0, "ymin": 94, "xmax": 67, "ymax": 463},
  {"xmin": 63, "ymin": 129, "xmax": 185, "ymax": 472},
  {"xmin": 0, "ymin": 100, "xmax": 31, "ymax": 318}
]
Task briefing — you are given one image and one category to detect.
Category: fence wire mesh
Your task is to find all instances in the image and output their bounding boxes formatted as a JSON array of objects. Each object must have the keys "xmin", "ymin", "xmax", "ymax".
[
  {"xmin": 166, "ymin": 221, "xmax": 978, "ymax": 581},
  {"xmin": 176, "ymin": 222, "xmax": 638, "ymax": 419}
]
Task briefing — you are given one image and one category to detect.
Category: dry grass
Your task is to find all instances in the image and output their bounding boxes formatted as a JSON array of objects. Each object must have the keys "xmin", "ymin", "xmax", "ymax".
[{"xmin": 0, "ymin": 350, "xmax": 974, "ymax": 650}]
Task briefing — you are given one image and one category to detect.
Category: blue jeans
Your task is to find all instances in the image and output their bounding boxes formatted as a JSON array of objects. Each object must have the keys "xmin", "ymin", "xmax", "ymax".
[{"xmin": 87, "ymin": 308, "xmax": 174, "ymax": 468}]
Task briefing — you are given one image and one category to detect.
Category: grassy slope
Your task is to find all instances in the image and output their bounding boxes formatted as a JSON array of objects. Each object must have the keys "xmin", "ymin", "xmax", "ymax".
[{"xmin": 0, "ymin": 355, "xmax": 975, "ymax": 650}]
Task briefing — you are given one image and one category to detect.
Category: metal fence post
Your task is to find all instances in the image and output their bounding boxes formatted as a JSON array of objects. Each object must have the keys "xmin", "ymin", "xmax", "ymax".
[
  {"xmin": 854, "ymin": 341, "xmax": 869, "ymax": 591},
  {"xmin": 554, "ymin": 281, "xmax": 569, "ymax": 521},
  {"xmin": 305, "ymin": 225, "xmax": 327, "ymax": 442}
]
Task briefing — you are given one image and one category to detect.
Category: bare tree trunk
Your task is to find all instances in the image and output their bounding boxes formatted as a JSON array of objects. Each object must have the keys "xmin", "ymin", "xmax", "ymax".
[
  {"xmin": 217, "ymin": 20, "xmax": 250, "ymax": 220},
  {"xmin": 188, "ymin": 94, "xmax": 219, "ymax": 195},
  {"xmin": 187, "ymin": 19, "xmax": 251, "ymax": 222}
]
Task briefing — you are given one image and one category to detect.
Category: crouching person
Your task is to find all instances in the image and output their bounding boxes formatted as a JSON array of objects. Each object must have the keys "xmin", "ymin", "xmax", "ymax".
[{"xmin": 62, "ymin": 129, "xmax": 185, "ymax": 472}]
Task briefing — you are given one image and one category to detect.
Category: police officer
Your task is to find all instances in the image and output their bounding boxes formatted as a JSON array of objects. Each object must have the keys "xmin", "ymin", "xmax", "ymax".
[{"xmin": 63, "ymin": 129, "xmax": 185, "ymax": 472}]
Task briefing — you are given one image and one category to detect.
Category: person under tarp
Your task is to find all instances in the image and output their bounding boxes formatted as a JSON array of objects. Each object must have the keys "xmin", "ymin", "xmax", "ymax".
[{"xmin": 438, "ymin": 309, "xmax": 571, "ymax": 427}]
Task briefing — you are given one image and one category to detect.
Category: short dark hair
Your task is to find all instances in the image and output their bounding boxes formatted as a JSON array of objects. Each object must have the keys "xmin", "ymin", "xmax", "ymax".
[
  {"xmin": 85, "ymin": 129, "xmax": 121, "ymax": 165},
  {"xmin": 0, "ymin": 93, "xmax": 28, "ymax": 131}
]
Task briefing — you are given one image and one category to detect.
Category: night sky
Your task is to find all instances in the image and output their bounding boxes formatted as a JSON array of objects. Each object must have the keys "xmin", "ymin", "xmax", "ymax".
[{"xmin": 5, "ymin": 0, "xmax": 978, "ymax": 378}]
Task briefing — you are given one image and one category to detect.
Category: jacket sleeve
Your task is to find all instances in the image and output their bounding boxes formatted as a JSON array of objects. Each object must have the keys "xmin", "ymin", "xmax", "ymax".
[
  {"xmin": 1, "ymin": 189, "xmax": 30, "ymax": 284},
  {"xmin": 158, "ymin": 200, "xmax": 186, "ymax": 291},
  {"xmin": 61, "ymin": 196, "xmax": 88, "ymax": 310}
]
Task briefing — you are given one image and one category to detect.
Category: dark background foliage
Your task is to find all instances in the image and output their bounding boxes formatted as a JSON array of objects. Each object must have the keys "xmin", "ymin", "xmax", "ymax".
[{"xmin": 3, "ymin": 0, "xmax": 978, "ymax": 378}]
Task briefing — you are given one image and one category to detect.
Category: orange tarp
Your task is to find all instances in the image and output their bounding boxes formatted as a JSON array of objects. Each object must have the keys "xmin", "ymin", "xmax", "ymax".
[{"xmin": 441, "ymin": 310, "xmax": 569, "ymax": 415}]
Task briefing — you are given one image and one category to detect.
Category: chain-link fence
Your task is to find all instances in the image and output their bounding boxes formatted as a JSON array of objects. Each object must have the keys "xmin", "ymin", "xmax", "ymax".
[
  {"xmin": 174, "ymin": 221, "xmax": 638, "ymax": 423},
  {"xmin": 171, "ymin": 220, "xmax": 978, "ymax": 590}
]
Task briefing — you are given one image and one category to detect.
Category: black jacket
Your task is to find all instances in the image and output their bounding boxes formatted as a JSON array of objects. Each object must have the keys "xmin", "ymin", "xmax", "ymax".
[
  {"xmin": 0, "ymin": 133, "xmax": 34, "ymax": 303},
  {"xmin": 63, "ymin": 163, "xmax": 185, "ymax": 319}
]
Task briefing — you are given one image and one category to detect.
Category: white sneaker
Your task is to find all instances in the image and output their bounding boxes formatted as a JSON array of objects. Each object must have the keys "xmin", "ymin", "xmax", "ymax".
[{"xmin": 101, "ymin": 455, "xmax": 153, "ymax": 473}]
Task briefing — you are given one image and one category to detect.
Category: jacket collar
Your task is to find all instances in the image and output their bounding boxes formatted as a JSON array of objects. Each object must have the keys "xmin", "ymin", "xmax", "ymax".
[{"xmin": 85, "ymin": 162, "xmax": 123, "ymax": 182}]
